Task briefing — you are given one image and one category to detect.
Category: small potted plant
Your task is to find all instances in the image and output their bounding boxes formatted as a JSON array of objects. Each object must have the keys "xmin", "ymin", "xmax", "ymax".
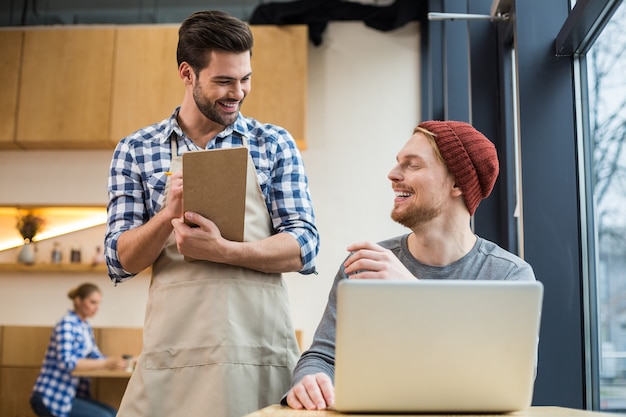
[{"xmin": 16, "ymin": 211, "xmax": 45, "ymax": 265}]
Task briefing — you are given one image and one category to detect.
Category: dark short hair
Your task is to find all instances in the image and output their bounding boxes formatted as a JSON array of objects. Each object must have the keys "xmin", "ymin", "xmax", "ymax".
[{"xmin": 176, "ymin": 10, "xmax": 254, "ymax": 74}]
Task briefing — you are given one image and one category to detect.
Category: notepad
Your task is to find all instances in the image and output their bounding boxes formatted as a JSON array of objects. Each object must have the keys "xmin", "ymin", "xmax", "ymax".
[{"xmin": 182, "ymin": 147, "xmax": 248, "ymax": 245}]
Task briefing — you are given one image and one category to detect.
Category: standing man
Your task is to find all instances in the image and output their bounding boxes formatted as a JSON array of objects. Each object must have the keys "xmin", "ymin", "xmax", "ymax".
[
  {"xmin": 104, "ymin": 10, "xmax": 319, "ymax": 417},
  {"xmin": 283, "ymin": 120, "xmax": 536, "ymax": 411}
]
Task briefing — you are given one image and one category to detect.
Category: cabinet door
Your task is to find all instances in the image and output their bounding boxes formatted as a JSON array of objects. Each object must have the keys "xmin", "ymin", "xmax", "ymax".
[
  {"xmin": 110, "ymin": 26, "xmax": 184, "ymax": 143},
  {"xmin": 248, "ymin": 25, "xmax": 308, "ymax": 150},
  {"xmin": 16, "ymin": 28, "xmax": 116, "ymax": 149},
  {"xmin": 0, "ymin": 30, "xmax": 22, "ymax": 149}
]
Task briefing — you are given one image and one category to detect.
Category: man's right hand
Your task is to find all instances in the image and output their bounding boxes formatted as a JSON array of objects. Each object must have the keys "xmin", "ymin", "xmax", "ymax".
[{"xmin": 286, "ymin": 373, "xmax": 335, "ymax": 410}]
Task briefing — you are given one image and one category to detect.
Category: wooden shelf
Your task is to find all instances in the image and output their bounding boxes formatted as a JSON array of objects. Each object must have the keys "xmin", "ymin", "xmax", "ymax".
[{"xmin": 0, "ymin": 263, "xmax": 107, "ymax": 273}]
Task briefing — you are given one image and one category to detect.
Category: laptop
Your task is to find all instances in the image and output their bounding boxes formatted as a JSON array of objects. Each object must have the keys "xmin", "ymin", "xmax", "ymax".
[{"xmin": 333, "ymin": 279, "xmax": 543, "ymax": 414}]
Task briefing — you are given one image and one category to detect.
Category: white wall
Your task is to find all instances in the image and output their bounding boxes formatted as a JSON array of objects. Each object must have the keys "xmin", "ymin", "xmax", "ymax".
[{"xmin": 0, "ymin": 21, "xmax": 419, "ymax": 348}]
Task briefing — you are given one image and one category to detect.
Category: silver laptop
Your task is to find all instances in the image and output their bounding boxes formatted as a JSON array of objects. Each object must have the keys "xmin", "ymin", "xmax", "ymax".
[{"xmin": 333, "ymin": 279, "xmax": 543, "ymax": 414}]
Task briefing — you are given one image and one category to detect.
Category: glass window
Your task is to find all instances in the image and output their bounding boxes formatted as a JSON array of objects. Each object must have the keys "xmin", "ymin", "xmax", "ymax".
[{"xmin": 585, "ymin": 1, "xmax": 626, "ymax": 411}]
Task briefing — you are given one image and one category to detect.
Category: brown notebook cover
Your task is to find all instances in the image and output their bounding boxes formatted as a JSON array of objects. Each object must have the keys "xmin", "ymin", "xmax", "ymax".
[{"xmin": 182, "ymin": 147, "xmax": 248, "ymax": 247}]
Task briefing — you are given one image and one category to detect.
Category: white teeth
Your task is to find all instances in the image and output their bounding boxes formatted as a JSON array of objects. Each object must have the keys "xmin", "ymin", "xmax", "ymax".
[{"xmin": 395, "ymin": 191, "xmax": 412, "ymax": 197}]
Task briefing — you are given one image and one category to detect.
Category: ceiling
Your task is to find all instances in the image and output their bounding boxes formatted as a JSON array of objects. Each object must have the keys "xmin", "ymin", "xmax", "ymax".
[{"xmin": 0, "ymin": 0, "xmax": 394, "ymax": 26}]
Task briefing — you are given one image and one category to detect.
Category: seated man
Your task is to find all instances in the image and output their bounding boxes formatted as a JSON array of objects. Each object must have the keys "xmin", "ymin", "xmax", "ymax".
[{"xmin": 283, "ymin": 120, "xmax": 536, "ymax": 410}]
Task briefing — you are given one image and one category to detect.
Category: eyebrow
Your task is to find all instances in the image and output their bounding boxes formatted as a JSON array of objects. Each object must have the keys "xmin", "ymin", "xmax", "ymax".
[
  {"xmin": 212, "ymin": 72, "xmax": 252, "ymax": 81},
  {"xmin": 397, "ymin": 153, "xmax": 426, "ymax": 162}
]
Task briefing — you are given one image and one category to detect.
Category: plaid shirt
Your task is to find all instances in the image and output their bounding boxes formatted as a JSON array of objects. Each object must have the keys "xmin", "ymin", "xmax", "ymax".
[
  {"xmin": 105, "ymin": 108, "xmax": 319, "ymax": 282},
  {"xmin": 32, "ymin": 311, "xmax": 104, "ymax": 417}
]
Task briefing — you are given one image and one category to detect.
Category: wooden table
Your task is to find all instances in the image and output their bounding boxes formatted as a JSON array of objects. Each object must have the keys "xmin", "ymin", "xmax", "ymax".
[
  {"xmin": 72, "ymin": 369, "xmax": 133, "ymax": 378},
  {"xmin": 71, "ymin": 369, "xmax": 133, "ymax": 408},
  {"xmin": 243, "ymin": 405, "xmax": 619, "ymax": 417}
]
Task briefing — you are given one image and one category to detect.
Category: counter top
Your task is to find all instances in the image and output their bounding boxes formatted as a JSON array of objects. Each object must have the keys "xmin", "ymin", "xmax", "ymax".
[{"xmin": 243, "ymin": 405, "xmax": 619, "ymax": 417}]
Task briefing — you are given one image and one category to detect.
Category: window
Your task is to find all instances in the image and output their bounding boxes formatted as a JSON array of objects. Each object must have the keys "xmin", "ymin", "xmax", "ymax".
[{"xmin": 584, "ymin": 1, "xmax": 626, "ymax": 411}]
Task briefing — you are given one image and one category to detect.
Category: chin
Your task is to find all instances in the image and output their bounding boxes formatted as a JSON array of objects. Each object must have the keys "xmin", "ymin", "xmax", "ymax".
[{"xmin": 390, "ymin": 210, "xmax": 406, "ymax": 226}]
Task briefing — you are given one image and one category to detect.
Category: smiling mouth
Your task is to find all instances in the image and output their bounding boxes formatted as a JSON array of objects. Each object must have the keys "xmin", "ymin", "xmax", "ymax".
[
  {"xmin": 395, "ymin": 191, "xmax": 413, "ymax": 198},
  {"xmin": 218, "ymin": 100, "xmax": 239, "ymax": 111}
]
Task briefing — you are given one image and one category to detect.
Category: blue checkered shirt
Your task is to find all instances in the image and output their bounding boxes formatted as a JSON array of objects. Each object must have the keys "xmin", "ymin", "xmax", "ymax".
[
  {"xmin": 105, "ymin": 108, "xmax": 319, "ymax": 282},
  {"xmin": 32, "ymin": 311, "xmax": 104, "ymax": 417}
]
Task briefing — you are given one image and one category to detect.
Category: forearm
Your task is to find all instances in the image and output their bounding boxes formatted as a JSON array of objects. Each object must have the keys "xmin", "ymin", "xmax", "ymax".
[
  {"xmin": 220, "ymin": 232, "xmax": 303, "ymax": 273},
  {"xmin": 75, "ymin": 357, "xmax": 126, "ymax": 372},
  {"xmin": 117, "ymin": 208, "xmax": 177, "ymax": 274}
]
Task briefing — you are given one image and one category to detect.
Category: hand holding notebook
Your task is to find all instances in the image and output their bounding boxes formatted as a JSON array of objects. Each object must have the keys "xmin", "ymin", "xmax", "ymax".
[{"xmin": 182, "ymin": 147, "xmax": 248, "ymax": 248}]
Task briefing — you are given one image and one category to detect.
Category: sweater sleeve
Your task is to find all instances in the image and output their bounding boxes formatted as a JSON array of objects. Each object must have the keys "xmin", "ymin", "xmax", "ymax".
[{"xmin": 280, "ymin": 264, "xmax": 346, "ymax": 404}]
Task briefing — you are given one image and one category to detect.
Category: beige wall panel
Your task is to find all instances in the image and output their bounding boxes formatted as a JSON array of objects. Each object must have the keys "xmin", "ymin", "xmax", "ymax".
[
  {"xmin": 0, "ymin": 367, "xmax": 38, "ymax": 417},
  {"xmin": 1, "ymin": 326, "xmax": 51, "ymax": 367}
]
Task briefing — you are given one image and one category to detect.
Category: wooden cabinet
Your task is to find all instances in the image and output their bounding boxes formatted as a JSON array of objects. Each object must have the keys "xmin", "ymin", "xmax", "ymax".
[
  {"xmin": 109, "ymin": 26, "xmax": 184, "ymax": 142},
  {"xmin": 5, "ymin": 24, "xmax": 308, "ymax": 150},
  {"xmin": 0, "ymin": 30, "xmax": 23, "ymax": 150},
  {"xmin": 248, "ymin": 25, "xmax": 308, "ymax": 149},
  {"xmin": 16, "ymin": 27, "xmax": 116, "ymax": 149}
]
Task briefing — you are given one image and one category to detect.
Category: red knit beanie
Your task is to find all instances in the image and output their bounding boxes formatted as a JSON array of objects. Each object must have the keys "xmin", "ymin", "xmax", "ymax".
[{"xmin": 417, "ymin": 120, "xmax": 499, "ymax": 215}]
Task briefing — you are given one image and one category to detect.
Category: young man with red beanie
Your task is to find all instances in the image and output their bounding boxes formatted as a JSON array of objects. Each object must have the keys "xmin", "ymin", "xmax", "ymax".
[{"xmin": 282, "ymin": 120, "xmax": 536, "ymax": 411}]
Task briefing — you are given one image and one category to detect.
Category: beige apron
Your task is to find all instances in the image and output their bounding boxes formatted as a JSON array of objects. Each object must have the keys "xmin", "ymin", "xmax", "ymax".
[{"xmin": 117, "ymin": 137, "xmax": 301, "ymax": 417}]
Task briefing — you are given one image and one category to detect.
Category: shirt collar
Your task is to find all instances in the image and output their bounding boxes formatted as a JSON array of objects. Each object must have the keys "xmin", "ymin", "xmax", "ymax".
[{"xmin": 161, "ymin": 107, "xmax": 250, "ymax": 146}]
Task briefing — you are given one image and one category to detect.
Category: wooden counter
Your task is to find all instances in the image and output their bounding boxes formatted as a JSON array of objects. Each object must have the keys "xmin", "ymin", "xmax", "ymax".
[{"xmin": 243, "ymin": 405, "xmax": 618, "ymax": 417}]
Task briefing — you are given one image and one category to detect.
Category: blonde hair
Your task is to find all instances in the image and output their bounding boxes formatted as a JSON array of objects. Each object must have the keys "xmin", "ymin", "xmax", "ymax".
[
  {"xmin": 67, "ymin": 282, "xmax": 100, "ymax": 301},
  {"xmin": 413, "ymin": 125, "xmax": 446, "ymax": 166}
]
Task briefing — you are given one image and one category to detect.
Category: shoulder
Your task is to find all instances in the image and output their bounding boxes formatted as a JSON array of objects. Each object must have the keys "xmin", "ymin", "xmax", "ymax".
[
  {"xmin": 54, "ymin": 312, "xmax": 82, "ymax": 335},
  {"xmin": 475, "ymin": 237, "xmax": 536, "ymax": 281},
  {"xmin": 57, "ymin": 311, "xmax": 80, "ymax": 326},
  {"xmin": 377, "ymin": 235, "xmax": 415, "ymax": 266},
  {"xmin": 237, "ymin": 114, "xmax": 297, "ymax": 150},
  {"xmin": 115, "ymin": 110, "xmax": 177, "ymax": 153},
  {"xmin": 377, "ymin": 235, "xmax": 406, "ymax": 252}
]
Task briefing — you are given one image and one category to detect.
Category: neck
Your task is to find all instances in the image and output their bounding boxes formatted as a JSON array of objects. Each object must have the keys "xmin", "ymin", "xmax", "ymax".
[
  {"xmin": 177, "ymin": 100, "xmax": 226, "ymax": 149},
  {"xmin": 406, "ymin": 215, "xmax": 476, "ymax": 267}
]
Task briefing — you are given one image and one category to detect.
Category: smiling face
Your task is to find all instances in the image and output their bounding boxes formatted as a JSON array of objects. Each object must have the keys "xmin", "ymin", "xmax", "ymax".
[
  {"xmin": 74, "ymin": 290, "xmax": 102, "ymax": 321},
  {"xmin": 388, "ymin": 131, "xmax": 457, "ymax": 228},
  {"xmin": 191, "ymin": 50, "xmax": 252, "ymax": 127}
]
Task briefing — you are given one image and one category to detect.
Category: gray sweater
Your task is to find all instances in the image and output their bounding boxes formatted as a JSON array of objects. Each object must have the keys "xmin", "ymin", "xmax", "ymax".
[{"xmin": 281, "ymin": 234, "xmax": 536, "ymax": 403}]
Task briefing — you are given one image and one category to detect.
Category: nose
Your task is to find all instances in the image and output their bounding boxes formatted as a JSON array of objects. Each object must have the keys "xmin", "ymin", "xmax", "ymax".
[
  {"xmin": 229, "ymin": 81, "xmax": 247, "ymax": 101},
  {"xmin": 388, "ymin": 164, "xmax": 402, "ymax": 182}
]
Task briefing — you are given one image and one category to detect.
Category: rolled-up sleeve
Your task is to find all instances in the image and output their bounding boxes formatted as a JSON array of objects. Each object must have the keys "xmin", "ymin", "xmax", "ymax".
[
  {"xmin": 265, "ymin": 132, "xmax": 319, "ymax": 274},
  {"xmin": 104, "ymin": 133, "xmax": 169, "ymax": 283}
]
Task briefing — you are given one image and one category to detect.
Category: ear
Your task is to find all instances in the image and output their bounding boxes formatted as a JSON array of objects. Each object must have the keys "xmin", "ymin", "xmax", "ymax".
[
  {"xmin": 450, "ymin": 182, "xmax": 463, "ymax": 197},
  {"xmin": 179, "ymin": 62, "xmax": 194, "ymax": 85}
]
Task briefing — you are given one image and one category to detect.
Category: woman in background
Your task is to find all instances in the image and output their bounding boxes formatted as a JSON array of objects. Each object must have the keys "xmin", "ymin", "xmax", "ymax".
[{"xmin": 30, "ymin": 282, "xmax": 128, "ymax": 417}]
